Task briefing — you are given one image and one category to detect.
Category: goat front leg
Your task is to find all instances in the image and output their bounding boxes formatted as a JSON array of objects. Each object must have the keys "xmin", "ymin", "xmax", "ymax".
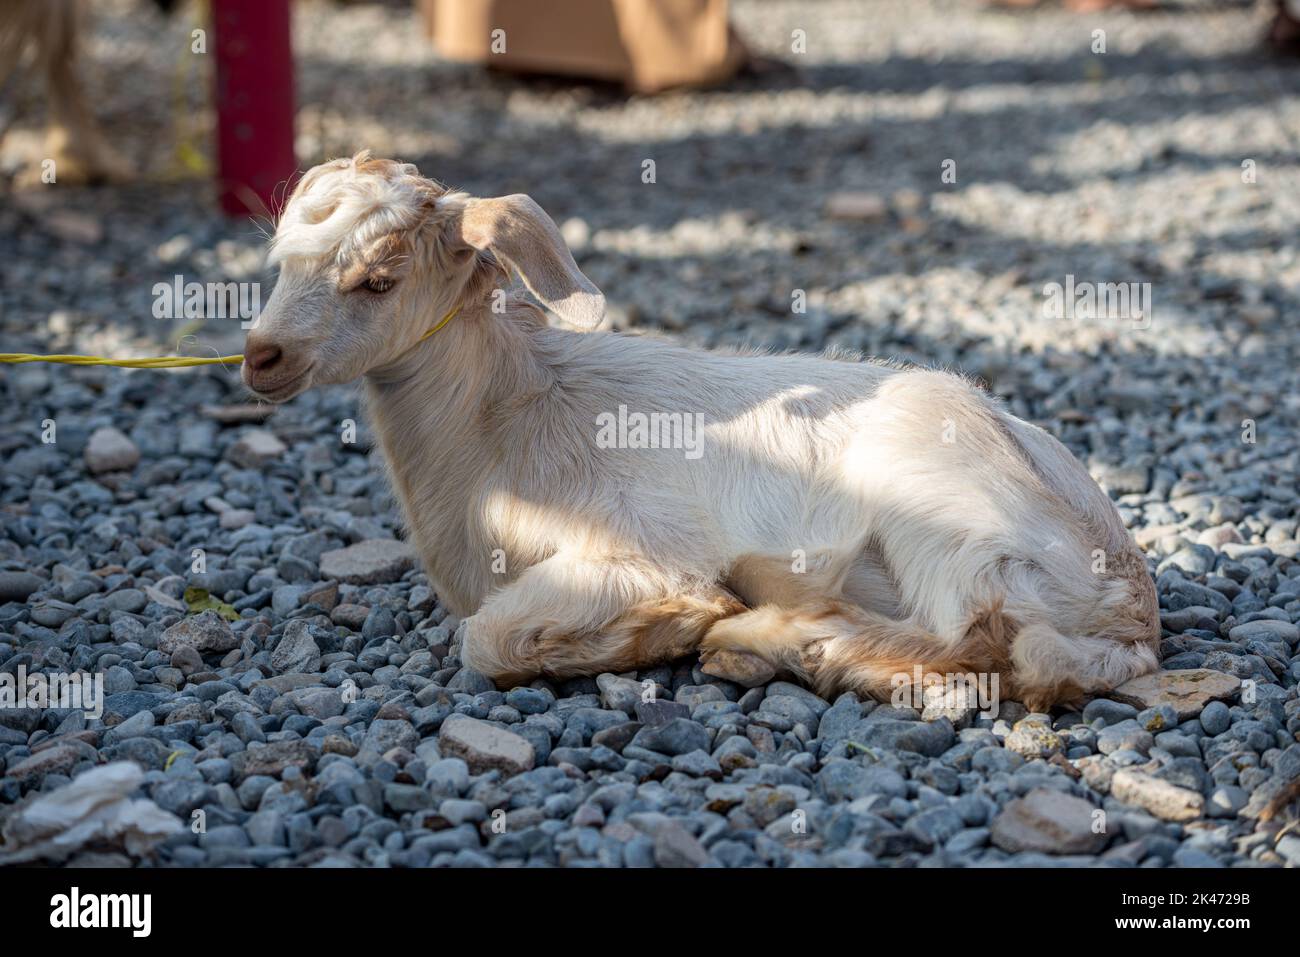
[{"xmin": 458, "ymin": 553, "xmax": 747, "ymax": 688}]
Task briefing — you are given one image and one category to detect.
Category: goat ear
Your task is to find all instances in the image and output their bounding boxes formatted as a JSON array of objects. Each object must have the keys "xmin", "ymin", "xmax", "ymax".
[{"xmin": 459, "ymin": 195, "xmax": 605, "ymax": 330}]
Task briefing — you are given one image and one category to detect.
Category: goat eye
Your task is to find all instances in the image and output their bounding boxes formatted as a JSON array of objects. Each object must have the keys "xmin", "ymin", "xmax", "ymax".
[{"xmin": 361, "ymin": 276, "xmax": 395, "ymax": 294}]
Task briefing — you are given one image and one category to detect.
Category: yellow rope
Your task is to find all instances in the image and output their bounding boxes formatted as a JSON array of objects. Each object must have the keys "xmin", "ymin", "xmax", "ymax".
[
  {"xmin": 0, "ymin": 353, "xmax": 242, "ymax": 367},
  {"xmin": 417, "ymin": 305, "xmax": 460, "ymax": 341},
  {"xmin": 0, "ymin": 307, "xmax": 462, "ymax": 368}
]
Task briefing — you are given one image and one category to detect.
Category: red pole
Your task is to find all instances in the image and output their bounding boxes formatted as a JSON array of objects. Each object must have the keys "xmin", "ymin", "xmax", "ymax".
[{"xmin": 211, "ymin": 0, "xmax": 296, "ymax": 217}]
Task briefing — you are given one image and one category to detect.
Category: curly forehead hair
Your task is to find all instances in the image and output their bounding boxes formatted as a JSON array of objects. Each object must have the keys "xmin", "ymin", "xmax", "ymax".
[{"xmin": 270, "ymin": 151, "xmax": 460, "ymax": 267}]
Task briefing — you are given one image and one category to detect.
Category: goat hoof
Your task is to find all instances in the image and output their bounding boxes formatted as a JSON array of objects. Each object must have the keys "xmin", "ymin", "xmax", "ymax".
[{"xmin": 698, "ymin": 648, "xmax": 776, "ymax": 688}]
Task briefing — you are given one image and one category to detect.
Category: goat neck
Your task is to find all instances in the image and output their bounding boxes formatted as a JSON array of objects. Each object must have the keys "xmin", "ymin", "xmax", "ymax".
[{"xmin": 361, "ymin": 291, "xmax": 555, "ymax": 614}]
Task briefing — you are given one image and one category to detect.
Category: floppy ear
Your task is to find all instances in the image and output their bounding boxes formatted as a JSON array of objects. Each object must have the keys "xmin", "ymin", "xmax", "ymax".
[{"xmin": 458, "ymin": 194, "xmax": 606, "ymax": 330}]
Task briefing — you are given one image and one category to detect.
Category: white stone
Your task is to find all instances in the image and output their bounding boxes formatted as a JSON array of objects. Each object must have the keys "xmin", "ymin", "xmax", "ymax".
[
  {"xmin": 84, "ymin": 426, "xmax": 140, "ymax": 474},
  {"xmin": 438, "ymin": 715, "xmax": 534, "ymax": 776},
  {"xmin": 824, "ymin": 191, "xmax": 888, "ymax": 222},
  {"xmin": 227, "ymin": 428, "xmax": 287, "ymax": 468},
  {"xmin": 319, "ymin": 538, "xmax": 417, "ymax": 585}
]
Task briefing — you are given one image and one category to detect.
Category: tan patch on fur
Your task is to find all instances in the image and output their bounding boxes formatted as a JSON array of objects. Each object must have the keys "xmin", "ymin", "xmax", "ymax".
[
  {"xmin": 1015, "ymin": 679, "xmax": 1086, "ymax": 714},
  {"xmin": 611, "ymin": 589, "xmax": 748, "ymax": 672},
  {"xmin": 704, "ymin": 597, "xmax": 1035, "ymax": 703},
  {"xmin": 1111, "ymin": 546, "xmax": 1161, "ymax": 648},
  {"xmin": 725, "ymin": 552, "xmax": 852, "ymax": 608},
  {"xmin": 337, "ymin": 230, "xmax": 410, "ymax": 292},
  {"xmin": 494, "ymin": 587, "xmax": 748, "ymax": 687}
]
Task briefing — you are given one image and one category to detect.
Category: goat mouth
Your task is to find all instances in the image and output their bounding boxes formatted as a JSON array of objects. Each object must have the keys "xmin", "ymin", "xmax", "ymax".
[{"xmin": 246, "ymin": 365, "xmax": 313, "ymax": 403}]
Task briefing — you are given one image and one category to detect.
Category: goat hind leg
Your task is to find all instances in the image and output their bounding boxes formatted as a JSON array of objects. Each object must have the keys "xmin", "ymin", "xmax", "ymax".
[{"xmin": 702, "ymin": 599, "xmax": 1010, "ymax": 702}]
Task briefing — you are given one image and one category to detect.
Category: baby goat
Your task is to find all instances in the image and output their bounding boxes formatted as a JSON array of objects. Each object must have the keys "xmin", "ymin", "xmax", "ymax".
[{"xmin": 243, "ymin": 153, "xmax": 1159, "ymax": 712}]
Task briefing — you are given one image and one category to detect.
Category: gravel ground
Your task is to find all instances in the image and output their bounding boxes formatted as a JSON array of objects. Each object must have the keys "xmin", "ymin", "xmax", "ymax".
[{"xmin": 1, "ymin": 0, "xmax": 1299, "ymax": 868}]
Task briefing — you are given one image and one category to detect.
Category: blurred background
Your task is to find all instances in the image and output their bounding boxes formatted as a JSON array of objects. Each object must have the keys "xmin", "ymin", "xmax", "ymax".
[{"xmin": 1, "ymin": 0, "xmax": 1298, "ymax": 515}]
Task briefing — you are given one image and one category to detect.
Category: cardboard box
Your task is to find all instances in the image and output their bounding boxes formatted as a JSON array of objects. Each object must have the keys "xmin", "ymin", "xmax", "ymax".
[{"xmin": 422, "ymin": 0, "xmax": 746, "ymax": 93}]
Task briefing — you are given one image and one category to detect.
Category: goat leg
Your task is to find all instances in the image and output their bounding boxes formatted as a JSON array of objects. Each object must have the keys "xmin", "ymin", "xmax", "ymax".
[{"xmin": 459, "ymin": 553, "xmax": 746, "ymax": 687}]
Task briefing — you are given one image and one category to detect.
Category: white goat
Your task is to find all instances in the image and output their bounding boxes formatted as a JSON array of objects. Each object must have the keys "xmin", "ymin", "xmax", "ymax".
[{"xmin": 243, "ymin": 153, "xmax": 1159, "ymax": 711}]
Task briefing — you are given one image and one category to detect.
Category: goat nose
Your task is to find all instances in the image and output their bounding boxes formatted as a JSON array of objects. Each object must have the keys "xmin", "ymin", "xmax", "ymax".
[{"xmin": 244, "ymin": 342, "xmax": 283, "ymax": 373}]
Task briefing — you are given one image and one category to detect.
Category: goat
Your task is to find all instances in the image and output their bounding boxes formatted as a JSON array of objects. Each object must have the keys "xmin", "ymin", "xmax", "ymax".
[{"xmin": 242, "ymin": 153, "xmax": 1160, "ymax": 712}]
